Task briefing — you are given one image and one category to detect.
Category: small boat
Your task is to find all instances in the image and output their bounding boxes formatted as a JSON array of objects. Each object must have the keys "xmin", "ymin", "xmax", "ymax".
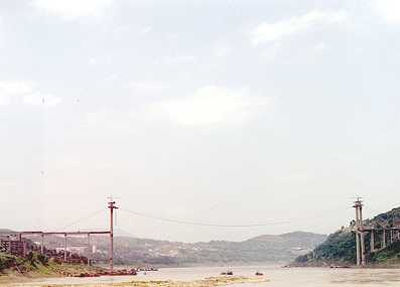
[
  {"xmin": 255, "ymin": 271, "xmax": 264, "ymax": 276},
  {"xmin": 221, "ymin": 270, "xmax": 233, "ymax": 275}
]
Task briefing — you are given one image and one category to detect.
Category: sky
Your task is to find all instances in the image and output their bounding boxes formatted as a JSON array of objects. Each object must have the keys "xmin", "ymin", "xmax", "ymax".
[{"xmin": 1, "ymin": 0, "xmax": 400, "ymax": 242}]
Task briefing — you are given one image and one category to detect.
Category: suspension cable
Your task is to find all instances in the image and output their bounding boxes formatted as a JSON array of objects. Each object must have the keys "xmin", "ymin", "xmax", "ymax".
[
  {"xmin": 60, "ymin": 209, "xmax": 104, "ymax": 231},
  {"xmin": 120, "ymin": 208, "xmax": 289, "ymax": 228}
]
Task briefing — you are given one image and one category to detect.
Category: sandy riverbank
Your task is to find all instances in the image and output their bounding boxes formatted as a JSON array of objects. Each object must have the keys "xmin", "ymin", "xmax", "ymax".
[{"xmin": 0, "ymin": 276, "xmax": 268, "ymax": 287}]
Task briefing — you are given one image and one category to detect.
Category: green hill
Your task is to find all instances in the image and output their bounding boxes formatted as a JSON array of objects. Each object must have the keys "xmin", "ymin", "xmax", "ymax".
[
  {"xmin": 294, "ymin": 207, "xmax": 400, "ymax": 266},
  {"xmin": 88, "ymin": 231, "xmax": 326, "ymax": 265},
  {"xmin": 18, "ymin": 231, "xmax": 325, "ymax": 266},
  {"xmin": 0, "ymin": 251, "xmax": 106, "ymax": 281}
]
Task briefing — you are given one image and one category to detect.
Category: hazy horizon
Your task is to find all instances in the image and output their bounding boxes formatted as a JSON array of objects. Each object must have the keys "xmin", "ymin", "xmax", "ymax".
[{"xmin": 1, "ymin": 0, "xmax": 400, "ymax": 243}]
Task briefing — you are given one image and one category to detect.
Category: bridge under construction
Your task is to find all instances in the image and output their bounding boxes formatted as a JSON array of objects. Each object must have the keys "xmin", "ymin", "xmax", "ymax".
[
  {"xmin": 353, "ymin": 198, "xmax": 400, "ymax": 266},
  {"xmin": 1, "ymin": 197, "xmax": 399, "ymax": 269},
  {"xmin": 1, "ymin": 200, "xmax": 118, "ymax": 272}
]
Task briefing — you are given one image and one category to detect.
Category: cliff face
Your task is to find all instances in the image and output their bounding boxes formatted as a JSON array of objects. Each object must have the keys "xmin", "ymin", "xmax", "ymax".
[{"xmin": 294, "ymin": 207, "xmax": 400, "ymax": 266}]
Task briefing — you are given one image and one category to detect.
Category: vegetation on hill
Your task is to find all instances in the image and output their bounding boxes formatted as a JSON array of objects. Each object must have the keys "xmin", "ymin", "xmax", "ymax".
[
  {"xmin": 294, "ymin": 207, "xmax": 400, "ymax": 266},
  {"xmin": 22, "ymin": 231, "xmax": 325, "ymax": 266},
  {"xmin": 90, "ymin": 231, "xmax": 325, "ymax": 265},
  {"xmin": 294, "ymin": 228, "xmax": 355, "ymax": 265},
  {"xmin": 370, "ymin": 241, "xmax": 400, "ymax": 265},
  {"xmin": 0, "ymin": 251, "xmax": 105, "ymax": 281},
  {"xmin": 0, "ymin": 252, "xmax": 48, "ymax": 274}
]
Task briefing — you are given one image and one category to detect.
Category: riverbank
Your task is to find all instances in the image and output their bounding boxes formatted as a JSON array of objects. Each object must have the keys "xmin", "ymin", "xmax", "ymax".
[
  {"xmin": 56, "ymin": 276, "xmax": 266, "ymax": 287},
  {"xmin": 5, "ymin": 265, "xmax": 400, "ymax": 287},
  {"xmin": 0, "ymin": 262, "xmax": 107, "ymax": 285},
  {"xmin": 0, "ymin": 275, "xmax": 267, "ymax": 287}
]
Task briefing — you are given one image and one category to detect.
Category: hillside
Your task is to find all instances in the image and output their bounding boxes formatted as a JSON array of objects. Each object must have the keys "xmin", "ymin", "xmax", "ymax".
[
  {"xmin": 0, "ymin": 252, "xmax": 104, "ymax": 280},
  {"xmin": 294, "ymin": 207, "xmax": 400, "ymax": 266},
  {"xmin": 19, "ymin": 232, "xmax": 325, "ymax": 266},
  {"xmin": 110, "ymin": 231, "xmax": 325, "ymax": 265}
]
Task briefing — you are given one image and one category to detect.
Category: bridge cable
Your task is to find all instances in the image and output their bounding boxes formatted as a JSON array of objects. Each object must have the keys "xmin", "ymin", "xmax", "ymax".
[
  {"xmin": 60, "ymin": 209, "xmax": 104, "ymax": 231},
  {"xmin": 120, "ymin": 208, "xmax": 289, "ymax": 228}
]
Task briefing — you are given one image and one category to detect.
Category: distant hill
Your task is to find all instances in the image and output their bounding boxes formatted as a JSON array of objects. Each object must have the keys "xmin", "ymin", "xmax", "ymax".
[
  {"xmin": 294, "ymin": 207, "xmax": 400, "ymax": 266},
  {"xmin": 0, "ymin": 229, "xmax": 14, "ymax": 234},
  {"xmin": 14, "ymin": 231, "xmax": 325, "ymax": 266}
]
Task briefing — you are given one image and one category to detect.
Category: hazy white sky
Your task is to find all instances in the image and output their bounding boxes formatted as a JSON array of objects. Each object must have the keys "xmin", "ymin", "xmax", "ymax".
[{"xmin": 1, "ymin": 0, "xmax": 400, "ymax": 242}]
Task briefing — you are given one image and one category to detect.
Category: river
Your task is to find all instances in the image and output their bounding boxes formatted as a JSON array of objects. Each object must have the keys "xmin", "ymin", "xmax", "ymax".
[{"xmin": 6, "ymin": 266, "xmax": 400, "ymax": 286}]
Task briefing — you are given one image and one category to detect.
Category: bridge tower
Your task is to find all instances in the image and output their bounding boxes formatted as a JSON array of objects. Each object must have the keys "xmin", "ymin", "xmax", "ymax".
[
  {"xmin": 353, "ymin": 198, "xmax": 366, "ymax": 266},
  {"xmin": 108, "ymin": 199, "xmax": 118, "ymax": 273}
]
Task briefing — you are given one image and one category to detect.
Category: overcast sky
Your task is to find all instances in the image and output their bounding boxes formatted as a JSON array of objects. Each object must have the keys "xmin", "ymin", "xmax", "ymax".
[{"xmin": 1, "ymin": 0, "xmax": 400, "ymax": 242}]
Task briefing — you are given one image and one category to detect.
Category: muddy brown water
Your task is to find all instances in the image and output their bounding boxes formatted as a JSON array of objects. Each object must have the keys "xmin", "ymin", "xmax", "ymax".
[{"xmin": 4, "ymin": 265, "xmax": 400, "ymax": 286}]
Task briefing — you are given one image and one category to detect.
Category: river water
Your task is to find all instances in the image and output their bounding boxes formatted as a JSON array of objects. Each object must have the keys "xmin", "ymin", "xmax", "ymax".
[{"xmin": 6, "ymin": 266, "xmax": 400, "ymax": 286}]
